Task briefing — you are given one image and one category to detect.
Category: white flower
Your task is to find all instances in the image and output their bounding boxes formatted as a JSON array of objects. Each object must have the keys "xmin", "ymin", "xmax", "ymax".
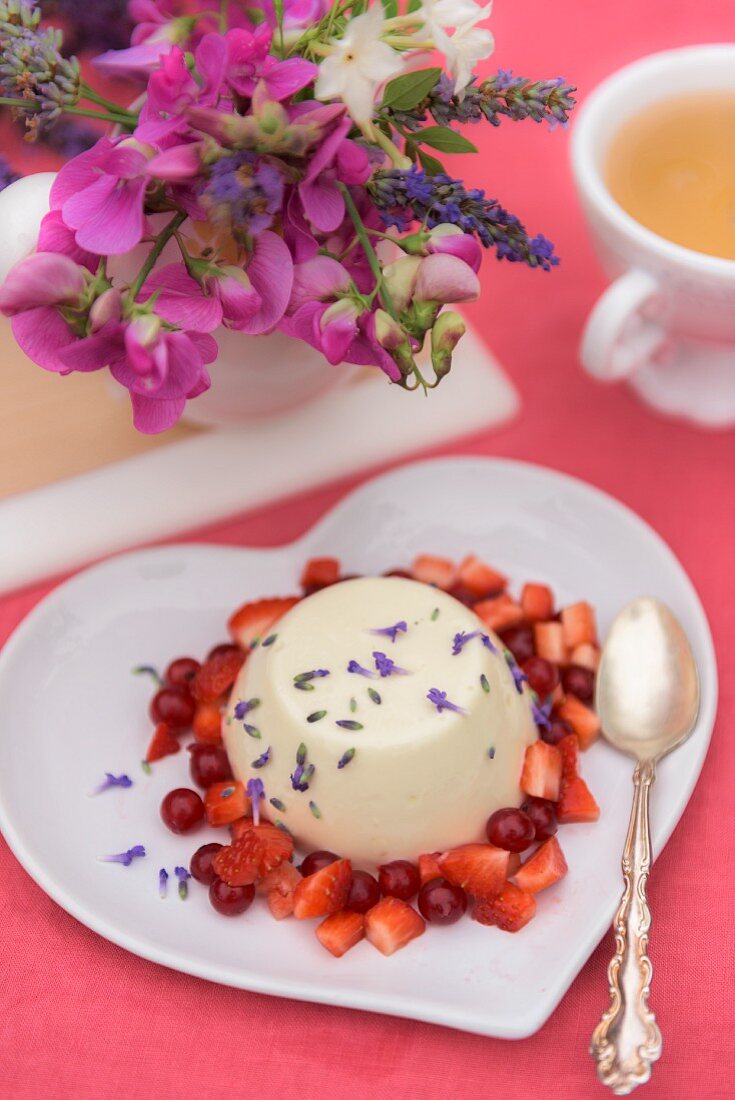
[
  {"xmin": 419, "ymin": 0, "xmax": 488, "ymax": 34},
  {"xmin": 431, "ymin": 4, "xmax": 495, "ymax": 96},
  {"xmin": 315, "ymin": 5, "xmax": 405, "ymax": 127}
]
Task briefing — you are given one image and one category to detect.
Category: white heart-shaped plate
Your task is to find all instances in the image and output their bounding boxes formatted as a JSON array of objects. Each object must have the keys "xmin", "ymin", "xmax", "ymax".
[{"xmin": 0, "ymin": 457, "xmax": 716, "ymax": 1038}]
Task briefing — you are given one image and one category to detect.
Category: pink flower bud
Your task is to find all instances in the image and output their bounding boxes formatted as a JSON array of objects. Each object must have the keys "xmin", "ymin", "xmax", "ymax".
[
  {"xmin": 382, "ymin": 256, "xmax": 422, "ymax": 313},
  {"xmin": 373, "ymin": 309, "xmax": 406, "ymax": 352},
  {"xmin": 431, "ymin": 310, "xmax": 466, "ymax": 381},
  {"xmin": 0, "ymin": 252, "xmax": 87, "ymax": 316},
  {"xmin": 89, "ymin": 287, "xmax": 123, "ymax": 332},
  {"xmin": 427, "ymin": 225, "xmax": 483, "ymax": 273},
  {"xmin": 414, "ymin": 253, "xmax": 480, "ymax": 305}
]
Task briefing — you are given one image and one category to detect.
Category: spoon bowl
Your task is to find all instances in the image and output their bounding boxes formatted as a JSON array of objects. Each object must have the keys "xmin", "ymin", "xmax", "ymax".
[{"xmin": 595, "ymin": 597, "xmax": 700, "ymax": 761}]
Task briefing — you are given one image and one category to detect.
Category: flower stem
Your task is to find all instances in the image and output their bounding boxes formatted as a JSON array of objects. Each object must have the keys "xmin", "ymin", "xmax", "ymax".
[
  {"xmin": 63, "ymin": 105, "xmax": 137, "ymax": 126},
  {"xmin": 80, "ymin": 83, "xmax": 138, "ymax": 119},
  {"xmin": 337, "ymin": 183, "xmax": 397, "ymax": 320},
  {"xmin": 128, "ymin": 211, "xmax": 187, "ymax": 301},
  {"xmin": 371, "ymin": 126, "xmax": 412, "ymax": 169}
]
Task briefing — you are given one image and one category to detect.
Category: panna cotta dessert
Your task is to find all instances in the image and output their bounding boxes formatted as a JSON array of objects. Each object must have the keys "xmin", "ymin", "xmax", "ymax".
[{"xmin": 224, "ymin": 576, "xmax": 538, "ymax": 866}]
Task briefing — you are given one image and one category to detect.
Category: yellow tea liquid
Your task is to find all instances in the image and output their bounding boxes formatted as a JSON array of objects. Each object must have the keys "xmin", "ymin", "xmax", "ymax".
[{"xmin": 605, "ymin": 91, "xmax": 735, "ymax": 260}]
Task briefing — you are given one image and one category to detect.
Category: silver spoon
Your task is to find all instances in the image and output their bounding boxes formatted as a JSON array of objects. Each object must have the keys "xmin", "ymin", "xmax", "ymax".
[{"xmin": 590, "ymin": 597, "xmax": 700, "ymax": 1095}]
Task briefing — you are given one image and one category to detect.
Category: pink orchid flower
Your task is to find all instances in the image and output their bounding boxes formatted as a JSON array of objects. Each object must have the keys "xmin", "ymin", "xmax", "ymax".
[
  {"xmin": 298, "ymin": 119, "xmax": 371, "ymax": 233},
  {"xmin": 141, "ymin": 230, "xmax": 294, "ymax": 334},
  {"xmin": 51, "ymin": 137, "xmax": 157, "ymax": 256},
  {"xmin": 94, "ymin": 0, "xmax": 187, "ymax": 79},
  {"xmin": 0, "ymin": 252, "xmax": 89, "ymax": 373},
  {"xmin": 426, "ymin": 224, "xmax": 483, "ymax": 273},
  {"xmin": 224, "ymin": 25, "xmax": 317, "ymax": 102}
]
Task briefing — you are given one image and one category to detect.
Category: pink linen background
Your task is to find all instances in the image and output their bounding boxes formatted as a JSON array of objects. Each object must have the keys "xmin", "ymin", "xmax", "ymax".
[{"xmin": 2, "ymin": 1, "xmax": 735, "ymax": 1097}]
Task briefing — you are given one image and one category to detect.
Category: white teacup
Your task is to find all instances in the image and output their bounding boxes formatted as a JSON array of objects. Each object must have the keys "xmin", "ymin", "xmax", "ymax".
[{"xmin": 571, "ymin": 45, "xmax": 735, "ymax": 428}]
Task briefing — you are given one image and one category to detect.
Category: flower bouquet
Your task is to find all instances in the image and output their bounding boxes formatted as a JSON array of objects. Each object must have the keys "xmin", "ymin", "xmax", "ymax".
[{"xmin": 0, "ymin": 0, "xmax": 574, "ymax": 432}]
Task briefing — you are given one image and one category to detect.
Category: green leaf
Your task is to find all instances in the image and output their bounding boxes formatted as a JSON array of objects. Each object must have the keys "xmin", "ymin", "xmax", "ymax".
[
  {"xmin": 417, "ymin": 148, "xmax": 445, "ymax": 176},
  {"xmin": 381, "ymin": 0, "xmax": 399, "ymax": 17},
  {"xmin": 417, "ymin": 126, "xmax": 478, "ymax": 154},
  {"xmin": 273, "ymin": 0, "xmax": 285, "ymax": 49},
  {"xmin": 382, "ymin": 67, "xmax": 442, "ymax": 111},
  {"xmin": 407, "ymin": 0, "xmax": 422, "ymax": 10}
]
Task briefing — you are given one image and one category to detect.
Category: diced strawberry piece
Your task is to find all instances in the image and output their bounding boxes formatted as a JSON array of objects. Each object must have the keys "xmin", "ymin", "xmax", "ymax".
[
  {"xmin": 316, "ymin": 910, "xmax": 366, "ymax": 957},
  {"xmin": 145, "ymin": 722, "xmax": 180, "ymax": 763},
  {"xmin": 521, "ymin": 582, "xmax": 554, "ymax": 622},
  {"xmin": 230, "ymin": 817, "xmax": 252, "ymax": 840},
  {"xmin": 364, "ymin": 897, "xmax": 426, "ymax": 956},
  {"xmin": 418, "ymin": 852, "xmax": 443, "ymax": 885},
  {"xmin": 300, "ymin": 557, "xmax": 341, "ymax": 590},
  {"xmin": 472, "ymin": 881, "xmax": 537, "ymax": 933},
  {"xmin": 456, "ymin": 554, "xmax": 507, "ymax": 598},
  {"xmin": 520, "ymin": 741, "xmax": 562, "ymax": 801},
  {"xmin": 439, "ymin": 843, "xmax": 509, "ymax": 901},
  {"xmin": 473, "ymin": 594, "xmax": 523, "ymax": 633},
  {"xmin": 204, "ymin": 780, "xmax": 249, "ymax": 828},
  {"xmin": 293, "ymin": 858, "xmax": 352, "ymax": 919},
  {"xmin": 192, "ymin": 701, "xmax": 223, "ymax": 744},
  {"xmin": 533, "ymin": 620, "xmax": 567, "ymax": 665},
  {"xmin": 227, "ymin": 596, "xmax": 300, "ymax": 650},
  {"xmin": 556, "ymin": 694, "xmax": 601, "ymax": 750},
  {"xmin": 570, "ymin": 643, "xmax": 601, "ymax": 671},
  {"xmin": 561, "ymin": 601, "xmax": 598, "ymax": 649},
  {"xmin": 506, "ymin": 852, "xmax": 522, "ymax": 877},
  {"xmin": 411, "ymin": 554, "xmax": 456, "ymax": 590},
  {"xmin": 513, "ymin": 837, "xmax": 568, "ymax": 893},
  {"xmin": 557, "ymin": 776, "xmax": 600, "ymax": 824},
  {"xmin": 558, "ymin": 732, "xmax": 580, "ymax": 782},
  {"xmin": 192, "ymin": 649, "xmax": 246, "ymax": 702},
  {"xmin": 258, "ymin": 859, "xmax": 302, "ymax": 918},
  {"xmin": 214, "ymin": 821, "xmax": 294, "ymax": 886}
]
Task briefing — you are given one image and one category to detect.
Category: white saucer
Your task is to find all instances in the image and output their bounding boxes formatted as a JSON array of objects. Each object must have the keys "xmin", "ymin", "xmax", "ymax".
[{"xmin": 0, "ymin": 457, "xmax": 717, "ymax": 1038}]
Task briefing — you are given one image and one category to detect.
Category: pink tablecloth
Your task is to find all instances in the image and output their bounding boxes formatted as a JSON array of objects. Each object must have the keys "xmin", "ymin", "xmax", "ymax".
[{"xmin": 2, "ymin": 2, "xmax": 735, "ymax": 1097}]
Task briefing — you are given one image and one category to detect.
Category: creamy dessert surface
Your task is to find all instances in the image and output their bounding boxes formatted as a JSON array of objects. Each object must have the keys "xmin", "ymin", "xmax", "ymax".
[{"xmin": 225, "ymin": 576, "xmax": 537, "ymax": 866}]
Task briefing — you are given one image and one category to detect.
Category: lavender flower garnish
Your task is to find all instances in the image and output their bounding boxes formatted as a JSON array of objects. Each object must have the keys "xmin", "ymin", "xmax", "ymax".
[
  {"xmin": 373, "ymin": 651, "xmax": 410, "ymax": 678},
  {"xmin": 0, "ymin": 13, "xmax": 81, "ymax": 137},
  {"xmin": 488, "ymin": 746, "xmax": 496, "ymax": 760},
  {"xmin": 426, "ymin": 688, "xmax": 468, "ymax": 715},
  {"xmin": 90, "ymin": 772, "xmax": 133, "ymax": 796},
  {"xmin": 294, "ymin": 669, "xmax": 330, "ymax": 682},
  {"xmin": 337, "ymin": 748, "xmax": 356, "ymax": 769},
  {"xmin": 159, "ymin": 868, "xmax": 168, "ymax": 899},
  {"xmin": 234, "ymin": 698, "xmax": 260, "ymax": 720},
  {"xmin": 99, "ymin": 845, "xmax": 146, "ymax": 867},
  {"xmin": 307, "ymin": 710, "xmax": 327, "ymax": 723},
  {"xmin": 335, "ymin": 719, "xmax": 363, "ymax": 731},
  {"xmin": 532, "ymin": 700, "xmax": 553, "ymax": 730},
  {"xmin": 367, "ymin": 688, "xmax": 382, "ymax": 705},
  {"xmin": 175, "ymin": 866, "xmax": 191, "ymax": 900},
  {"xmin": 309, "ymin": 801, "xmax": 322, "ymax": 820},
  {"xmin": 274, "ymin": 819, "xmax": 293, "ymax": 837},
  {"xmin": 296, "ymin": 743, "xmax": 307, "ymax": 766},
  {"xmin": 349, "ymin": 697, "xmax": 357, "ymax": 713},
  {"xmin": 347, "ymin": 659, "xmax": 377, "ymax": 679},
  {"xmin": 261, "ymin": 633, "xmax": 278, "ymax": 647},
  {"xmin": 482, "ymin": 634, "xmax": 499, "ymax": 655},
  {"xmin": 251, "ymin": 747, "xmax": 271, "ymax": 769},
  {"xmin": 452, "ymin": 630, "xmax": 483, "ymax": 655},
  {"xmin": 505, "ymin": 652, "xmax": 527, "ymax": 694},
  {"xmin": 480, "ymin": 673, "xmax": 490, "ymax": 693},
  {"xmin": 290, "ymin": 762, "xmax": 315, "ymax": 792},
  {"xmin": 370, "ymin": 620, "xmax": 407, "ymax": 644},
  {"xmin": 294, "ymin": 681, "xmax": 315, "ymax": 691},
  {"xmin": 246, "ymin": 777, "xmax": 265, "ymax": 824},
  {"xmin": 132, "ymin": 665, "xmax": 163, "ymax": 687},
  {"xmin": 244, "ymin": 724, "xmax": 261, "ymax": 739},
  {"xmin": 270, "ymin": 797, "xmax": 286, "ymax": 812},
  {"xmin": 431, "ymin": 608, "xmax": 440, "ymax": 621}
]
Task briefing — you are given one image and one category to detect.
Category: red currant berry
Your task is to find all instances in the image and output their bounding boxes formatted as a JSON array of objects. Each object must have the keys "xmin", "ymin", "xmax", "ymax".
[
  {"xmin": 418, "ymin": 878, "xmax": 468, "ymax": 924},
  {"xmin": 561, "ymin": 664, "xmax": 595, "ymax": 703},
  {"xmin": 523, "ymin": 655, "xmax": 559, "ymax": 698},
  {"xmin": 377, "ymin": 859, "xmax": 421, "ymax": 900},
  {"xmin": 208, "ymin": 877, "xmax": 255, "ymax": 916},
  {"xmin": 165, "ymin": 657, "xmax": 200, "ymax": 688},
  {"xmin": 541, "ymin": 718, "xmax": 573, "ymax": 746},
  {"xmin": 486, "ymin": 807, "xmax": 536, "ymax": 852},
  {"xmin": 447, "ymin": 583, "xmax": 478, "ymax": 607},
  {"xmin": 149, "ymin": 687, "xmax": 195, "ymax": 730},
  {"xmin": 346, "ymin": 870, "xmax": 381, "ymax": 913},
  {"xmin": 187, "ymin": 743, "xmax": 233, "ymax": 788},
  {"xmin": 499, "ymin": 625, "xmax": 535, "ymax": 665},
  {"xmin": 383, "ymin": 569, "xmax": 412, "ymax": 579},
  {"xmin": 299, "ymin": 850, "xmax": 339, "ymax": 877},
  {"xmin": 190, "ymin": 843, "xmax": 224, "ymax": 885},
  {"xmin": 206, "ymin": 643, "xmax": 242, "ymax": 662},
  {"xmin": 520, "ymin": 796, "xmax": 558, "ymax": 841},
  {"xmin": 160, "ymin": 788, "xmax": 205, "ymax": 834}
]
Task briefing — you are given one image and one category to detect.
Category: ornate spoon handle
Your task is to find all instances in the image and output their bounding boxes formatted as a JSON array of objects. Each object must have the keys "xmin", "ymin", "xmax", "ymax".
[{"xmin": 590, "ymin": 757, "xmax": 663, "ymax": 1095}]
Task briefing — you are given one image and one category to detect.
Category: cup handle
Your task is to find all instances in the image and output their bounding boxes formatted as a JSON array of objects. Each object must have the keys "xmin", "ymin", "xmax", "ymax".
[{"xmin": 580, "ymin": 270, "xmax": 665, "ymax": 382}]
